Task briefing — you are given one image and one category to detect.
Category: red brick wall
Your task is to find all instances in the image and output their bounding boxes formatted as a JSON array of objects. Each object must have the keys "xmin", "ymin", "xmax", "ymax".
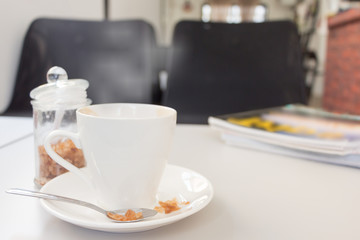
[{"xmin": 323, "ymin": 9, "xmax": 360, "ymax": 114}]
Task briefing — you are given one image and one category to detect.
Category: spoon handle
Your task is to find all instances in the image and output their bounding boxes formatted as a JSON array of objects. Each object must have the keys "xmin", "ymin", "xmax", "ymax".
[{"xmin": 5, "ymin": 188, "xmax": 106, "ymax": 215}]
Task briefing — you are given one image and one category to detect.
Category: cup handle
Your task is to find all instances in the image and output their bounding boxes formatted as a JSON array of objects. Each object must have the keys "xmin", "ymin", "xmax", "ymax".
[{"xmin": 44, "ymin": 130, "xmax": 91, "ymax": 186}]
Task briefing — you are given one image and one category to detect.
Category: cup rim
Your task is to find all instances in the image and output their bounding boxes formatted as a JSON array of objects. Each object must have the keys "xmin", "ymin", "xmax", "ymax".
[{"xmin": 77, "ymin": 103, "xmax": 177, "ymax": 120}]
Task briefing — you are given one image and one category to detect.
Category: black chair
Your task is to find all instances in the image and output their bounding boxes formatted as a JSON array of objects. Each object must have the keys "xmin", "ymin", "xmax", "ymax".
[
  {"xmin": 4, "ymin": 18, "xmax": 161, "ymax": 116},
  {"xmin": 163, "ymin": 20, "xmax": 307, "ymax": 124}
]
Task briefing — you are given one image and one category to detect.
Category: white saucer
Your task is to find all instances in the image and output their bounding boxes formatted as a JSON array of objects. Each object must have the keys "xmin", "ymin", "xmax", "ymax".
[{"xmin": 40, "ymin": 164, "xmax": 214, "ymax": 233}]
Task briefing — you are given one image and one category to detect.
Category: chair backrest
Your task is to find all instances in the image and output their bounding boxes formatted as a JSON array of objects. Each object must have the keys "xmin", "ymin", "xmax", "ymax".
[
  {"xmin": 163, "ymin": 20, "xmax": 307, "ymax": 124},
  {"xmin": 5, "ymin": 18, "xmax": 160, "ymax": 115}
]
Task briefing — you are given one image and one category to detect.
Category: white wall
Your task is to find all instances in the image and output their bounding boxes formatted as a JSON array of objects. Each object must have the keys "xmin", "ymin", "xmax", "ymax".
[
  {"xmin": 109, "ymin": 0, "xmax": 162, "ymax": 43},
  {"xmin": 162, "ymin": 0, "xmax": 202, "ymax": 45},
  {"xmin": 263, "ymin": 0, "xmax": 294, "ymax": 20},
  {"xmin": 0, "ymin": 0, "xmax": 103, "ymax": 114}
]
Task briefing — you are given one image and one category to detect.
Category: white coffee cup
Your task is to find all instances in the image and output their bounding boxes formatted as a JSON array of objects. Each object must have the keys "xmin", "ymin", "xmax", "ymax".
[{"xmin": 44, "ymin": 103, "xmax": 176, "ymax": 210}]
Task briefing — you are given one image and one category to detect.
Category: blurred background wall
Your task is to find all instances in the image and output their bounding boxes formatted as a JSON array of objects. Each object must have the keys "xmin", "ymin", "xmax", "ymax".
[
  {"xmin": 0, "ymin": 0, "xmax": 103, "ymax": 113},
  {"xmin": 0, "ymin": 0, "xmax": 345, "ymax": 113}
]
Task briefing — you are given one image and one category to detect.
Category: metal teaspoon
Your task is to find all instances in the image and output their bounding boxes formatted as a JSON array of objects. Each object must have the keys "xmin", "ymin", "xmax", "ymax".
[{"xmin": 6, "ymin": 188, "xmax": 158, "ymax": 223}]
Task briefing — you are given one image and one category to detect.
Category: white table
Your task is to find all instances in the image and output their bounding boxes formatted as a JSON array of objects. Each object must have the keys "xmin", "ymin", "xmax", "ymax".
[
  {"xmin": 1, "ymin": 118, "xmax": 360, "ymax": 240},
  {"xmin": 0, "ymin": 116, "xmax": 33, "ymax": 148}
]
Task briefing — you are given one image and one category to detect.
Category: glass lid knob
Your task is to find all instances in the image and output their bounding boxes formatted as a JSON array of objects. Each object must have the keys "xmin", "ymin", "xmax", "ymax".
[{"xmin": 46, "ymin": 66, "xmax": 68, "ymax": 83}]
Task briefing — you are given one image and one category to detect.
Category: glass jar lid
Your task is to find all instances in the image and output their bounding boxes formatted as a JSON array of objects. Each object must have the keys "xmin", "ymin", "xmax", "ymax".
[{"xmin": 30, "ymin": 66, "xmax": 91, "ymax": 110}]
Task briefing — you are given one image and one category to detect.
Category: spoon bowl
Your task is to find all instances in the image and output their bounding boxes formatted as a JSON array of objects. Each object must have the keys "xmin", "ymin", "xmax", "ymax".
[{"xmin": 6, "ymin": 188, "xmax": 158, "ymax": 223}]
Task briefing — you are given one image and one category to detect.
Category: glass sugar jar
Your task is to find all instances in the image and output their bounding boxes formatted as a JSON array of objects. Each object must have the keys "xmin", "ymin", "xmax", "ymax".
[{"xmin": 30, "ymin": 66, "xmax": 91, "ymax": 187}]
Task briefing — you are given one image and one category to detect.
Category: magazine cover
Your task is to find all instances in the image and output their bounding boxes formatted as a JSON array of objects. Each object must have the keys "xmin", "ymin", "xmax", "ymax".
[{"xmin": 208, "ymin": 104, "xmax": 360, "ymax": 156}]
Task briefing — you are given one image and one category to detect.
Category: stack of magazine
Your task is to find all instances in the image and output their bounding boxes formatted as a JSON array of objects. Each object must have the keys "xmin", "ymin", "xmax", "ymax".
[{"xmin": 208, "ymin": 104, "xmax": 360, "ymax": 168}]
